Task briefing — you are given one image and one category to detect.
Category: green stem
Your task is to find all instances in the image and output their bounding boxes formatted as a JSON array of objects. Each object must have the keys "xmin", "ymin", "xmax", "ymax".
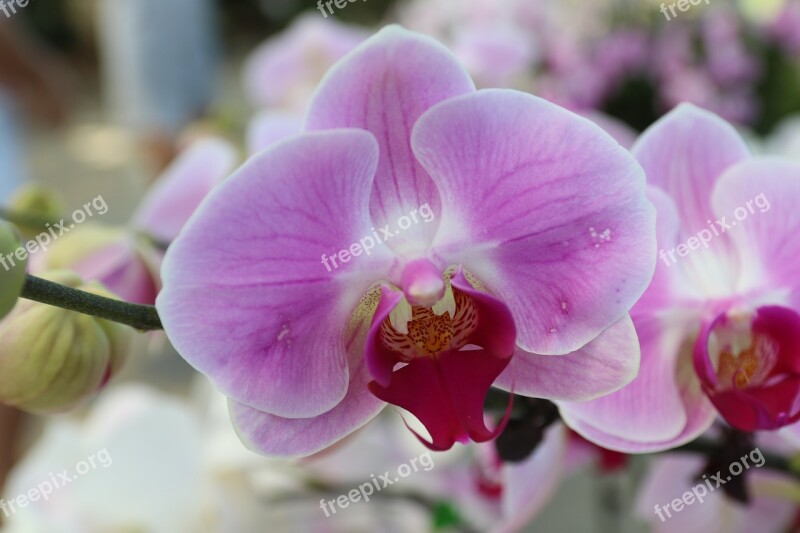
[{"xmin": 20, "ymin": 274, "xmax": 163, "ymax": 331}]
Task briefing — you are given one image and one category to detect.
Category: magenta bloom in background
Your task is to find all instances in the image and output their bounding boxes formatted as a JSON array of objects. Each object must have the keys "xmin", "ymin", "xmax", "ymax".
[
  {"xmin": 560, "ymin": 104, "xmax": 800, "ymax": 451},
  {"xmin": 157, "ymin": 26, "xmax": 656, "ymax": 456}
]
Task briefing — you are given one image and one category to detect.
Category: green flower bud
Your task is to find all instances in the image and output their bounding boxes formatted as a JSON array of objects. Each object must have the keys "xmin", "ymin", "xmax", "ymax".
[
  {"xmin": 0, "ymin": 271, "xmax": 132, "ymax": 413},
  {"xmin": 0, "ymin": 222, "xmax": 27, "ymax": 320},
  {"xmin": 8, "ymin": 184, "xmax": 63, "ymax": 237}
]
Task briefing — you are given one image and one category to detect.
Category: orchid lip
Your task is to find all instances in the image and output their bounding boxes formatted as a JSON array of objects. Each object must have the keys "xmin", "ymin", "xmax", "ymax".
[
  {"xmin": 364, "ymin": 267, "xmax": 517, "ymax": 450},
  {"xmin": 693, "ymin": 305, "xmax": 800, "ymax": 431}
]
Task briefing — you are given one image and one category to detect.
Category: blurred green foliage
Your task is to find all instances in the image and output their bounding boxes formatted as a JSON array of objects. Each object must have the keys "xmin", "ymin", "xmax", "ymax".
[{"xmin": 755, "ymin": 44, "xmax": 800, "ymax": 134}]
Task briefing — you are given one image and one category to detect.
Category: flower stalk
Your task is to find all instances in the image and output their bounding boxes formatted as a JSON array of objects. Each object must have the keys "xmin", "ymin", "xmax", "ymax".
[{"xmin": 19, "ymin": 274, "xmax": 163, "ymax": 331}]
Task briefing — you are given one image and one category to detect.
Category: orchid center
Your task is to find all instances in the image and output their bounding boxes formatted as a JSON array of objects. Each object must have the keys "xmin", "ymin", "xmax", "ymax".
[
  {"xmin": 364, "ymin": 264, "xmax": 517, "ymax": 450},
  {"xmin": 382, "ymin": 264, "xmax": 478, "ymax": 360},
  {"xmin": 694, "ymin": 305, "xmax": 800, "ymax": 431},
  {"xmin": 709, "ymin": 310, "xmax": 778, "ymax": 391}
]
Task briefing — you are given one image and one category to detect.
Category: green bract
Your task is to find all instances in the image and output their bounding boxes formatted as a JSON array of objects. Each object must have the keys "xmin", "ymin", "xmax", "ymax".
[{"xmin": 0, "ymin": 271, "xmax": 132, "ymax": 413}]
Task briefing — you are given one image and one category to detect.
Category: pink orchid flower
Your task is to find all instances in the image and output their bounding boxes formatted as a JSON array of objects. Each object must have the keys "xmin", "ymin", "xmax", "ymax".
[
  {"xmin": 443, "ymin": 424, "xmax": 567, "ymax": 533},
  {"xmin": 36, "ymin": 137, "xmax": 237, "ymax": 305},
  {"xmin": 636, "ymin": 453, "xmax": 798, "ymax": 532},
  {"xmin": 242, "ymin": 13, "xmax": 368, "ymax": 113},
  {"xmin": 560, "ymin": 103, "xmax": 800, "ymax": 451},
  {"xmin": 157, "ymin": 26, "xmax": 656, "ymax": 457}
]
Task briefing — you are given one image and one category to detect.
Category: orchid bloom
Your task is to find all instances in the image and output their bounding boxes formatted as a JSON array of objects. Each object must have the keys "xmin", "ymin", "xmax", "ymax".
[
  {"xmin": 242, "ymin": 13, "xmax": 368, "ymax": 113},
  {"xmin": 559, "ymin": 104, "xmax": 800, "ymax": 451},
  {"xmin": 35, "ymin": 137, "xmax": 237, "ymax": 305},
  {"xmin": 636, "ymin": 453, "xmax": 798, "ymax": 532},
  {"xmin": 441, "ymin": 424, "xmax": 567, "ymax": 533},
  {"xmin": 157, "ymin": 26, "xmax": 656, "ymax": 456}
]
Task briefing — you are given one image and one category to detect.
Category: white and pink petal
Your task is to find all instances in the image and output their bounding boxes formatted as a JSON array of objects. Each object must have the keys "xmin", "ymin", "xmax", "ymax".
[
  {"xmin": 633, "ymin": 104, "xmax": 750, "ymax": 297},
  {"xmin": 711, "ymin": 158, "xmax": 800, "ymax": 302},
  {"xmin": 495, "ymin": 316, "xmax": 640, "ymax": 402},
  {"xmin": 305, "ymin": 25, "xmax": 477, "ymax": 254},
  {"xmin": 157, "ymin": 130, "xmax": 394, "ymax": 419},
  {"xmin": 413, "ymin": 89, "xmax": 656, "ymax": 355},
  {"xmin": 558, "ymin": 312, "xmax": 716, "ymax": 453}
]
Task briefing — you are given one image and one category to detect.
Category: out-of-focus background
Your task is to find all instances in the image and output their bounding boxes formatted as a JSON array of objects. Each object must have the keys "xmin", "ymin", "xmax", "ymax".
[{"xmin": 1, "ymin": 0, "xmax": 799, "ymax": 531}]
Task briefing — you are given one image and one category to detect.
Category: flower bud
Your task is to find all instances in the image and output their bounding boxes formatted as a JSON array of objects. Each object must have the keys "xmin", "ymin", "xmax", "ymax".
[
  {"xmin": 0, "ymin": 271, "xmax": 132, "ymax": 413},
  {"xmin": 39, "ymin": 224, "xmax": 161, "ymax": 305},
  {"xmin": 8, "ymin": 184, "xmax": 63, "ymax": 237},
  {"xmin": 0, "ymin": 221, "xmax": 26, "ymax": 319}
]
